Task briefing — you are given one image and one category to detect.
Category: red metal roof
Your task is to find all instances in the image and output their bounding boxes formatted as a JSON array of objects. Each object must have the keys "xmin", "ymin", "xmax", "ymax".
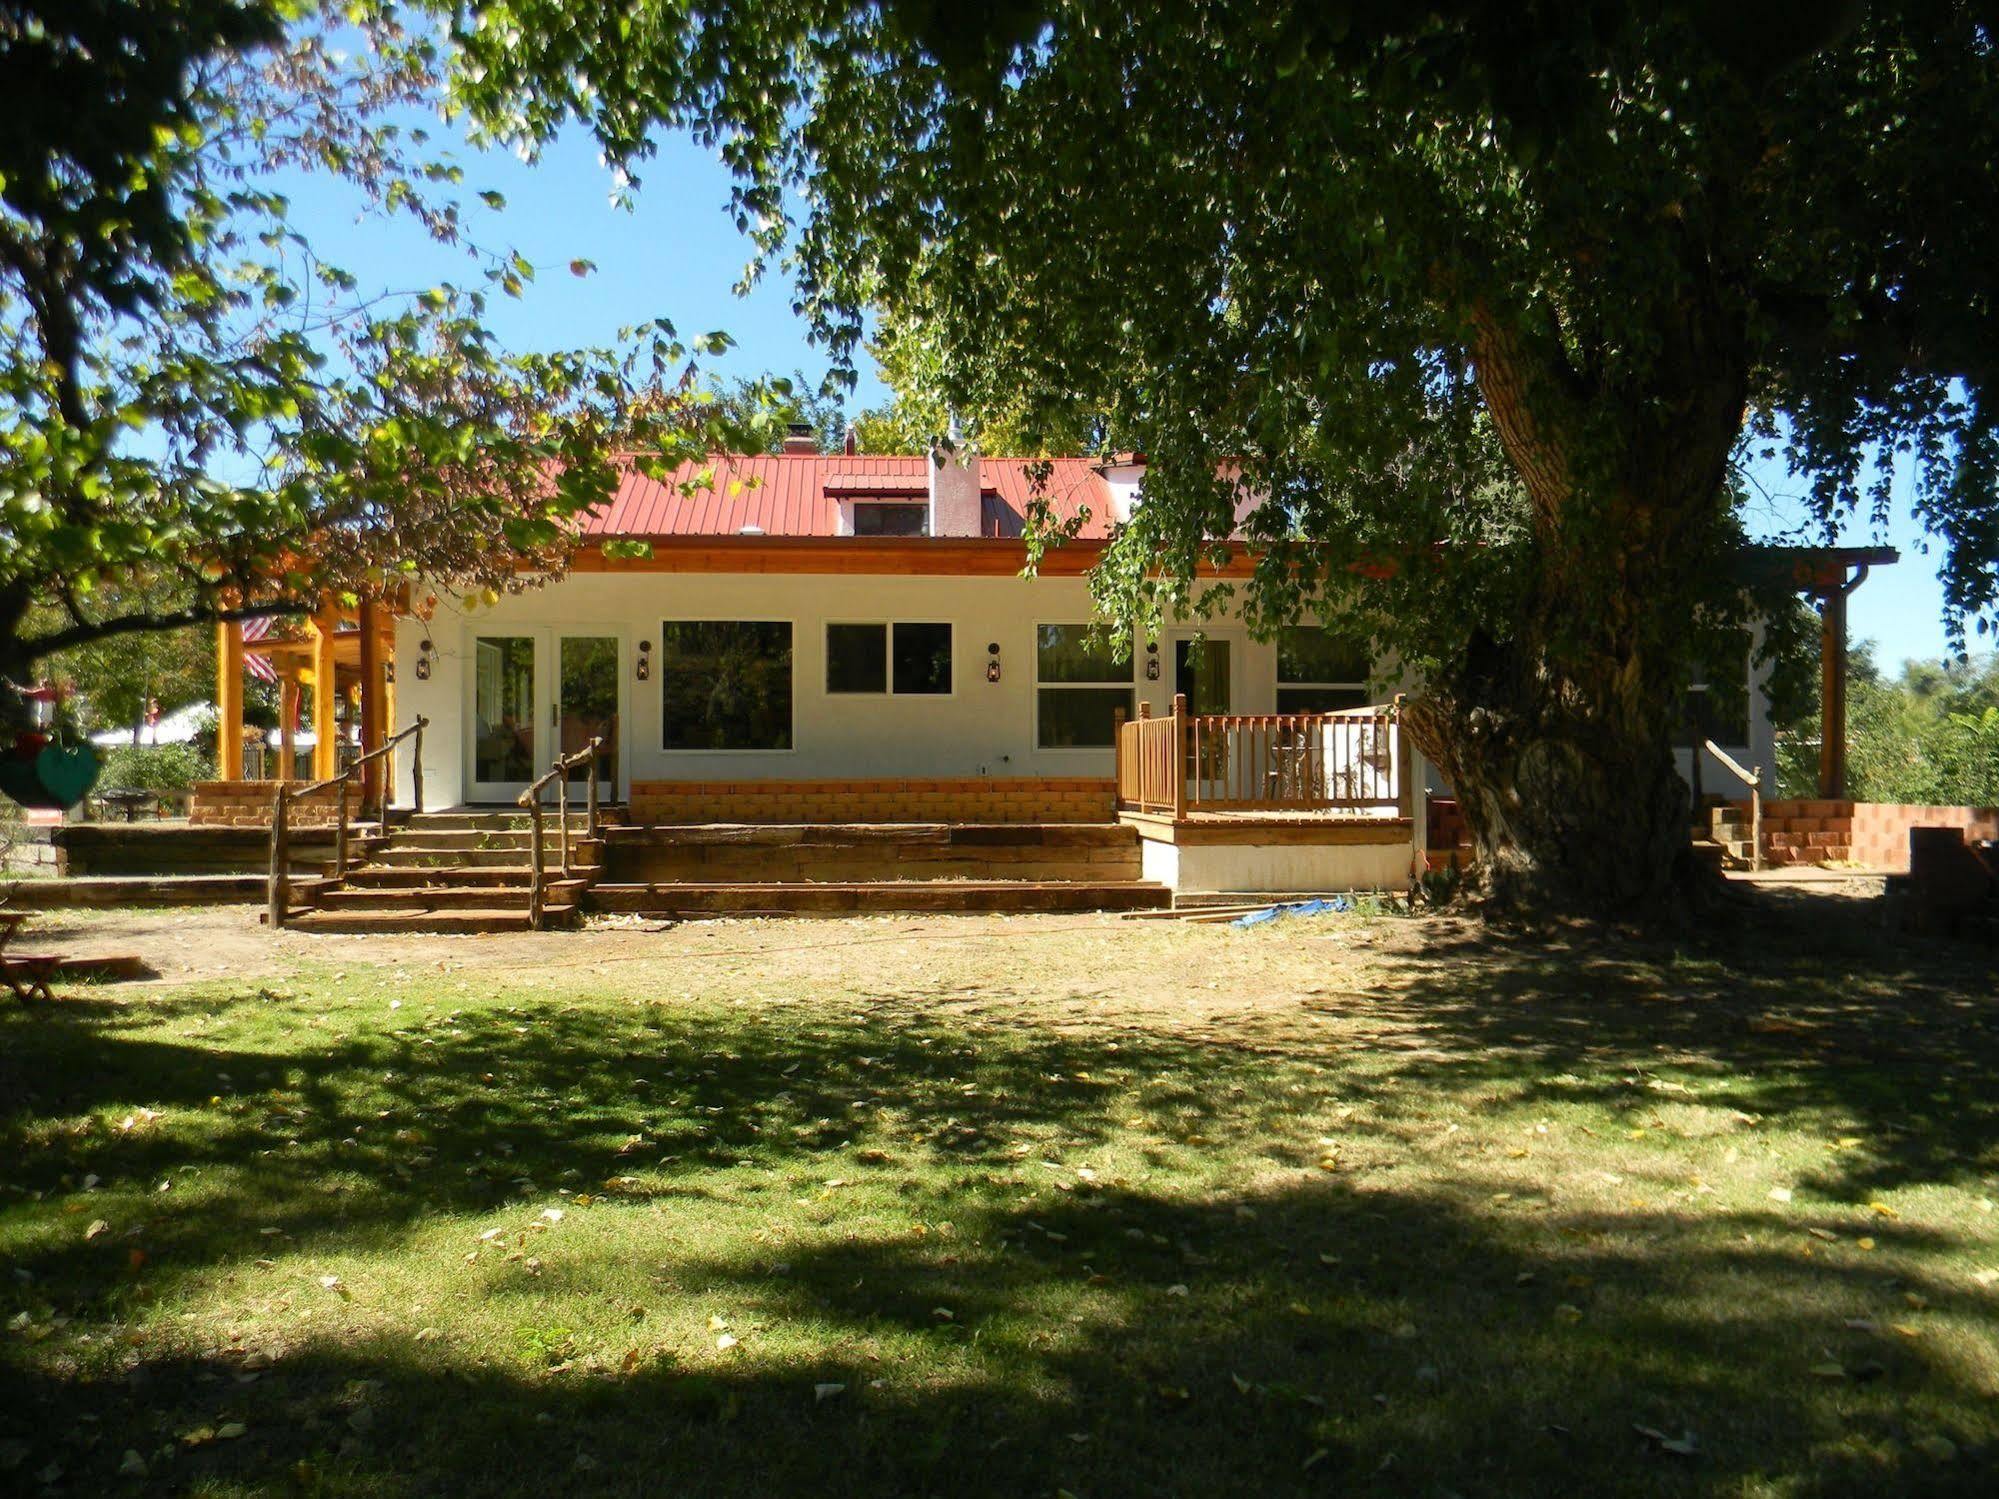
[{"xmin": 581, "ymin": 454, "xmax": 1116, "ymax": 541}]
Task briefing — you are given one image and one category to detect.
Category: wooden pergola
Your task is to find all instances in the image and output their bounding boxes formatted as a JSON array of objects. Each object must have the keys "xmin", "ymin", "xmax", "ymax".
[
  {"xmin": 1748, "ymin": 545, "xmax": 1899, "ymax": 800},
  {"xmin": 213, "ymin": 597, "xmax": 396, "ymax": 803}
]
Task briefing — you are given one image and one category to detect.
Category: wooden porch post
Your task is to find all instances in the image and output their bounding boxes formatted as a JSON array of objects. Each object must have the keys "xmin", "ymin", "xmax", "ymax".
[
  {"xmin": 1818, "ymin": 583, "xmax": 1849, "ymax": 800},
  {"xmin": 310, "ymin": 601, "xmax": 339, "ymax": 782},
  {"xmin": 216, "ymin": 619, "xmax": 245, "ymax": 780},
  {"xmin": 1111, "ymin": 706, "xmax": 1126, "ymax": 811},
  {"xmin": 357, "ymin": 599, "xmax": 386, "ymax": 810},
  {"xmin": 1170, "ymin": 693, "xmax": 1188, "ymax": 822},
  {"xmin": 278, "ymin": 672, "xmax": 298, "ymax": 782}
]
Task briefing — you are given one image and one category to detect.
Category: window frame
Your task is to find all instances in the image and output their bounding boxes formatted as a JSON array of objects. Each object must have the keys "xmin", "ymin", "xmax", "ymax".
[
  {"xmin": 1274, "ymin": 625, "xmax": 1373, "ymax": 715},
  {"xmin": 656, "ymin": 616, "xmax": 799, "ymax": 755},
  {"xmin": 822, "ymin": 619, "xmax": 956, "ymax": 697},
  {"xmin": 1033, "ymin": 620, "xmax": 1135, "ymax": 751},
  {"xmin": 849, "ymin": 500, "xmax": 931, "ymax": 537},
  {"xmin": 824, "ymin": 620, "xmax": 890, "ymax": 696},
  {"xmin": 891, "ymin": 620, "xmax": 955, "ymax": 697}
]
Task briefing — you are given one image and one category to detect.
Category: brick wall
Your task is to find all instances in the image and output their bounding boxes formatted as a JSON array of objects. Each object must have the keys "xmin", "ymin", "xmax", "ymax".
[
  {"xmin": 627, "ymin": 777, "xmax": 1117, "ymax": 825},
  {"xmin": 1848, "ymin": 802, "xmax": 1998, "ymax": 871},
  {"xmin": 189, "ymin": 780, "xmax": 345, "ymax": 828},
  {"xmin": 1723, "ymin": 799, "xmax": 1998, "ymax": 870}
]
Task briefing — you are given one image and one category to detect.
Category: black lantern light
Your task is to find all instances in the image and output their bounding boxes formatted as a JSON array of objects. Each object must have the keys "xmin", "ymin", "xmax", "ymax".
[
  {"xmin": 985, "ymin": 642, "xmax": 1002, "ymax": 683},
  {"xmin": 636, "ymin": 640, "xmax": 653, "ymax": 682}
]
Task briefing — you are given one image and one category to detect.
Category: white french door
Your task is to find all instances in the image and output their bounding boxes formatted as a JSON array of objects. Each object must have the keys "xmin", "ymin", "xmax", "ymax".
[{"xmin": 464, "ymin": 629, "xmax": 625, "ymax": 803}]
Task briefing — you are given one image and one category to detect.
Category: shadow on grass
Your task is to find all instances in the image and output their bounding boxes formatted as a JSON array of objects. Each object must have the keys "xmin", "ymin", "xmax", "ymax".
[
  {"xmin": 1, "ymin": 1174, "xmax": 1990, "ymax": 1497},
  {"xmin": 2, "ymin": 899, "xmax": 1996, "ymax": 1495},
  {"xmin": 1336, "ymin": 897, "xmax": 1999, "ymax": 1202}
]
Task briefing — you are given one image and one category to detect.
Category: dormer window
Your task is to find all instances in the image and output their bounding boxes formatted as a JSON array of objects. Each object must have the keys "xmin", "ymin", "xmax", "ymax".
[{"xmin": 852, "ymin": 501, "xmax": 930, "ymax": 537}]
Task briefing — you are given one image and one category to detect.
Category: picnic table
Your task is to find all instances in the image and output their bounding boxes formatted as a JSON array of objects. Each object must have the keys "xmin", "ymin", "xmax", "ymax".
[
  {"xmin": 95, "ymin": 788, "xmax": 162, "ymax": 821},
  {"xmin": 0, "ymin": 910, "xmax": 60, "ymax": 1002}
]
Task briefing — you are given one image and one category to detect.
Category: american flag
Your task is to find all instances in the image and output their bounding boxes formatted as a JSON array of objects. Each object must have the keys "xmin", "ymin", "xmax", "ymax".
[{"xmin": 242, "ymin": 615, "xmax": 281, "ymax": 685}]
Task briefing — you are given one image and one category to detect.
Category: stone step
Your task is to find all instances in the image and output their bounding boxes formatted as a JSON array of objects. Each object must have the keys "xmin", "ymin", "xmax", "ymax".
[
  {"xmin": 314, "ymin": 881, "xmax": 587, "ymax": 911},
  {"xmin": 280, "ymin": 903, "xmax": 579, "ymax": 935},
  {"xmin": 587, "ymin": 880, "xmax": 1170, "ymax": 917},
  {"xmin": 384, "ymin": 829, "xmax": 603, "ymax": 853}
]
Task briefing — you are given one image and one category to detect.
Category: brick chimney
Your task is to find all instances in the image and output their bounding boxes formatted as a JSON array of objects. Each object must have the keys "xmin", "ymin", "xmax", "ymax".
[
  {"xmin": 781, "ymin": 422, "xmax": 818, "ymax": 455},
  {"xmin": 928, "ymin": 440, "xmax": 982, "ymax": 538}
]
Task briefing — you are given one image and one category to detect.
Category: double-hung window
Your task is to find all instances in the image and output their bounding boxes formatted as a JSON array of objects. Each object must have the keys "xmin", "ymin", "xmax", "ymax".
[{"xmin": 1035, "ymin": 625, "xmax": 1134, "ymax": 747}]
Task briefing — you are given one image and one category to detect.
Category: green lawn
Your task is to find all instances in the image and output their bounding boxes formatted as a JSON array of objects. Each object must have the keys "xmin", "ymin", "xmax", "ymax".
[{"xmin": 2, "ymin": 906, "xmax": 1996, "ymax": 1496}]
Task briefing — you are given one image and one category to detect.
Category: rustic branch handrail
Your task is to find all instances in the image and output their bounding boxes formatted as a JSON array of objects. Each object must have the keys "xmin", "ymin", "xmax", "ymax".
[
  {"xmin": 291, "ymin": 717, "xmax": 429, "ymax": 800},
  {"xmin": 1702, "ymin": 738, "xmax": 1764, "ymax": 873},
  {"xmin": 268, "ymin": 715, "xmax": 428, "ymax": 930},
  {"xmin": 516, "ymin": 735, "xmax": 605, "ymax": 931}
]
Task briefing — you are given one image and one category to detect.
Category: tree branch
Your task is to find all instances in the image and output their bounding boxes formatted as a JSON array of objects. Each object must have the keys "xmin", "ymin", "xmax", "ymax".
[{"xmin": 12, "ymin": 599, "xmax": 309, "ymax": 666}]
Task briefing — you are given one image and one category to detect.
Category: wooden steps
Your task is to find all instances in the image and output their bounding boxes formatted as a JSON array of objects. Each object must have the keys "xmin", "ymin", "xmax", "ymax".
[
  {"xmin": 277, "ymin": 816, "xmax": 1163, "ymax": 929},
  {"xmin": 600, "ymin": 822, "xmax": 1143, "ymax": 885},
  {"xmin": 274, "ymin": 810, "xmax": 603, "ymax": 934},
  {"xmin": 281, "ymin": 906, "xmax": 575, "ymax": 935},
  {"xmin": 588, "ymin": 879, "xmax": 1170, "ymax": 917}
]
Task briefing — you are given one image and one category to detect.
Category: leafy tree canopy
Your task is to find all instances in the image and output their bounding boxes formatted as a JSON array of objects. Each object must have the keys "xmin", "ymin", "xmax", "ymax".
[
  {"xmin": 0, "ymin": 0, "xmax": 740, "ymax": 709},
  {"xmin": 443, "ymin": 0, "xmax": 1999, "ymax": 913}
]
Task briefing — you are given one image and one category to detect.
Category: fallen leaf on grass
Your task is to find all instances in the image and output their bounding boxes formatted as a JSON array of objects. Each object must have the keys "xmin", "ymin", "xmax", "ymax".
[
  {"xmin": 814, "ymin": 1383, "xmax": 845, "ymax": 1402},
  {"xmin": 1767, "ymin": 1188, "xmax": 1793, "ymax": 1204},
  {"xmin": 84, "ymin": 1219, "xmax": 110, "ymax": 1242},
  {"xmin": 1634, "ymin": 1425, "xmax": 1699, "ymax": 1456},
  {"xmin": 716, "ymin": 1334, "xmax": 739, "ymax": 1351}
]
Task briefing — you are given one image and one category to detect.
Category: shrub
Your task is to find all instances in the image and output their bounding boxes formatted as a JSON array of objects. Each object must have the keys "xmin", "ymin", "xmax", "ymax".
[{"xmin": 98, "ymin": 743, "xmax": 214, "ymax": 793}]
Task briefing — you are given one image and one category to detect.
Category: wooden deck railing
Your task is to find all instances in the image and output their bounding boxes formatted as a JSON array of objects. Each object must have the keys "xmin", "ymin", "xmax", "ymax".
[
  {"xmin": 1115, "ymin": 695, "xmax": 1409, "ymax": 820},
  {"xmin": 517, "ymin": 735, "xmax": 605, "ymax": 931},
  {"xmin": 268, "ymin": 715, "xmax": 426, "ymax": 928}
]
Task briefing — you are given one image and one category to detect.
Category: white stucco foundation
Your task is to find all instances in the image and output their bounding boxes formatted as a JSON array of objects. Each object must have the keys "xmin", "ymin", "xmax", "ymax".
[{"xmin": 1132, "ymin": 819, "xmax": 1418, "ymax": 894}]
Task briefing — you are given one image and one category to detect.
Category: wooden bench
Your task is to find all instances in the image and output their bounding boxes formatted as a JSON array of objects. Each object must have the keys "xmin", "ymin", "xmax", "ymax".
[{"xmin": 0, "ymin": 911, "xmax": 61, "ymax": 1002}]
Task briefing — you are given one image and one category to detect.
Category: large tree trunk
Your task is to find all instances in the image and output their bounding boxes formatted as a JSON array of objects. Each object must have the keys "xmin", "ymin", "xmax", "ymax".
[
  {"xmin": 1404, "ymin": 635, "xmax": 1698, "ymax": 917},
  {"xmin": 1415, "ymin": 286, "xmax": 1750, "ymax": 920}
]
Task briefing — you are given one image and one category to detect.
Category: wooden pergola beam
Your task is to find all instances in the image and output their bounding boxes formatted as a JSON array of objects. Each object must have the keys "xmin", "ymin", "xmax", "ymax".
[
  {"xmin": 357, "ymin": 599, "xmax": 386, "ymax": 808},
  {"xmin": 215, "ymin": 619, "xmax": 245, "ymax": 780},
  {"xmin": 311, "ymin": 601, "xmax": 340, "ymax": 782},
  {"xmin": 1813, "ymin": 563, "xmax": 1874, "ymax": 801}
]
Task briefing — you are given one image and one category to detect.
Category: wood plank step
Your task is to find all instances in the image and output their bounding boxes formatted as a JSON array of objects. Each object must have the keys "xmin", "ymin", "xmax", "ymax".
[
  {"xmin": 281, "ymin": 904, "xmax": 579, "ymax": 935},
  {"xmin": 368, "ymin": 847, "xmax": 603, "ymax": 869},
  {"xmin": 586, "ymin": 881, "xmax": 1170, "ymax": 916},
  {"xmin": 341, "ymin": 867, "xmax": 545, "ymax": 887},
  {"xmin": 601, "ymin": 822, "xmax": 1135, "ymax": 849},
  {"xmin": 314, "ymin": 881, "xmax": 586, "ymax": 911}
]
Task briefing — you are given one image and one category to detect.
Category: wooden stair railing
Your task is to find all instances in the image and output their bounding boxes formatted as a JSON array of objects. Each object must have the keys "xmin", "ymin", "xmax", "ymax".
[
  {"xmin": 267, "ymin": 716, "xmax": 427, "ymax": 929},
  {"xmin": 1701, "ymin": 739, "xmax": 1765, "ymax": 873},
  {"xmin": 517, "ymin": 735, "xmax": 605, "ymax": 931}
]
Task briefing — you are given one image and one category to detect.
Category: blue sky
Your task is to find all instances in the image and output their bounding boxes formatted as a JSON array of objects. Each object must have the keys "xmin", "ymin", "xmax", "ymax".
[{"xmin": 290, "ymin": 123, "xmax": 1961, "ymax": 668}]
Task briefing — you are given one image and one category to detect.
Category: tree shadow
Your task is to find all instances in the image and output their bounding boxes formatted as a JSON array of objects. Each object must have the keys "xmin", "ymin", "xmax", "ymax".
[
  {"xmin": 1, "ymin": 1176, "xmax": 1991, "ymax": 1496},
  {"xmin": 3, "ymin": 894, "xmax": 1996, "ymax": 1495}
]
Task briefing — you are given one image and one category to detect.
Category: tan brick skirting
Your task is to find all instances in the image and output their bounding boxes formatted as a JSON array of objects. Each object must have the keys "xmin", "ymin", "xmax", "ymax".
[
  {"xmin": 1725, "ymin": 799, "xmax": 1998, "ymax": 870},
  {"xmin": 627, "ymin": 777, "xmax": 1117, "ymax": 825},
  {"xmin": 189, "ymin": 780, "xmax": 345, "ymax": 828}
]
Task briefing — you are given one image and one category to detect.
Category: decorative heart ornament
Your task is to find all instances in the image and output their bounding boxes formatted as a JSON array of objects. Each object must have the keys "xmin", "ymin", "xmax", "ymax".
[{"xmin": 33, "ymin": 743, "xmax": 101, "ymax": 809}]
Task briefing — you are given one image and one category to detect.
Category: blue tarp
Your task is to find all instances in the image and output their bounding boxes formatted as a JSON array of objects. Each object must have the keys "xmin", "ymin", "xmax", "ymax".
[{"xmin": 1230, "ymin": 896, "xmax": 1353, "ymax": 928}]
